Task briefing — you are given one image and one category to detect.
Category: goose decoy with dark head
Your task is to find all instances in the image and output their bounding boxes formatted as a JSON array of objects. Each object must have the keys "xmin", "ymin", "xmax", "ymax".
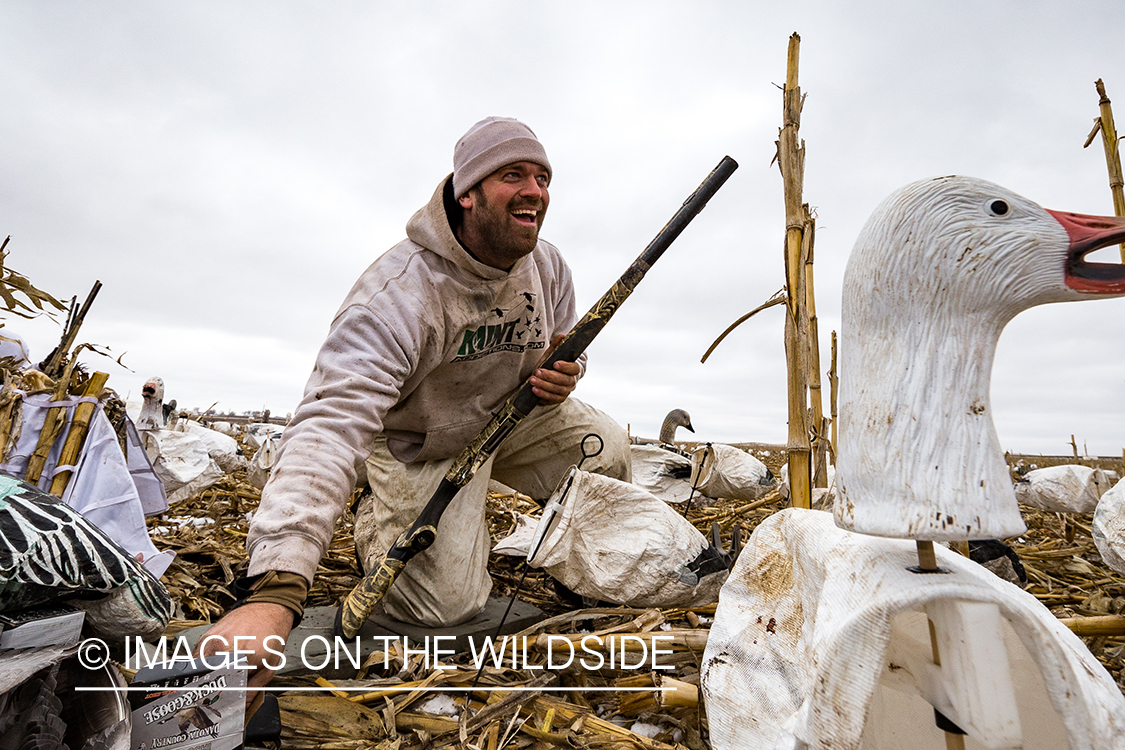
[{"xmin": 659, "ymin": 408, "xmax": 695, "ymax": 445}]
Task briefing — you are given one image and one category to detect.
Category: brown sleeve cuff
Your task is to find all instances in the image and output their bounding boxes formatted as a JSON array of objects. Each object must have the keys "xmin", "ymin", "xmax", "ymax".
[{"xmin": 243, "ymin": 570, "xmax": 310, "ymax": 620}]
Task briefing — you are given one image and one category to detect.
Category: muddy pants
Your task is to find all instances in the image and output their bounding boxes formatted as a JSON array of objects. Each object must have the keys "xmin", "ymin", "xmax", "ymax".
[{"xmin": 353, "ymin": 398, "xmax": 631, "ymax": 627}]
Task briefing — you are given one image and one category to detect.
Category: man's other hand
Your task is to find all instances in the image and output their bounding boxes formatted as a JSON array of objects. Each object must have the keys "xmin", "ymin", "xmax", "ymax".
[
  {"xmin": 194, "ymin": 602, "xmax": 294, "ymax": 704},
  {"xmin": 530, "ymin": 335, "xmax": 580, "ymax": 405}
]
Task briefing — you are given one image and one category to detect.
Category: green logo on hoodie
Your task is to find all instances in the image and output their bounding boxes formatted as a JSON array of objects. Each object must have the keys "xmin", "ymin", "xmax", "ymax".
[
  {"xmin": 453, "ymin": 296, "xmax": 545, "ymax": 362},
  {"xmin": 456, "ymin": 320, "xmax": 520, "ymax": 356}
]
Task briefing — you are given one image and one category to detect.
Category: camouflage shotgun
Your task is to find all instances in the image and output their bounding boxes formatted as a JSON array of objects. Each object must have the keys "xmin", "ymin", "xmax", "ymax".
[{"xmin": 335, "ymin": 155, "xmax": 738, "ymax": 638}]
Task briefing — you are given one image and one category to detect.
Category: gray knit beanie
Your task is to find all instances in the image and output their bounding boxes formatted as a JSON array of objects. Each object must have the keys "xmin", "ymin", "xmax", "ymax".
[{"xmin": 452, "ymin": 117, "xmax": 552, "ymax": 198}]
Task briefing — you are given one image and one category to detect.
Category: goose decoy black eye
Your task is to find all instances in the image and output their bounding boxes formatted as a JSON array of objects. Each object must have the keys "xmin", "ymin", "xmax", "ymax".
[{"xmin": 988, "ymin": 199, "xmax": 1010, "ymax": 216}]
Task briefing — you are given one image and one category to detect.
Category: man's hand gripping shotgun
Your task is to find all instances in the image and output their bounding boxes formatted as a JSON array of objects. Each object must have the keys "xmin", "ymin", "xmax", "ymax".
[{"xmin": 334, "ymin": 155, "xmax": 738, "ymax": 638}]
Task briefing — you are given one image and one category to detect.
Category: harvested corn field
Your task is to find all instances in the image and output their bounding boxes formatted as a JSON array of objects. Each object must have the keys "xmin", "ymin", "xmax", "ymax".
[{"xmin": 146, "ymin": 437, "xmax": 1125, "ymax": 750}]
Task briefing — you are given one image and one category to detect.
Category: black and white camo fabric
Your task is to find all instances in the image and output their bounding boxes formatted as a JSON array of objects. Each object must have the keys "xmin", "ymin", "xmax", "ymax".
[{"xmin": 0, "ymin": 471, "xmax": 172, "ymax": 638}]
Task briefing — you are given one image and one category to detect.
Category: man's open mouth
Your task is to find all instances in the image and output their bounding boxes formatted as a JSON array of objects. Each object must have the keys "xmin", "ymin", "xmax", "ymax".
[
  {"xmin": 1047, "ymin": 209, "xmax": 1125, "ymax": 293},
  {"xmin": 511, "ymin": 208, "xmax": 539, "ymax": 226}
]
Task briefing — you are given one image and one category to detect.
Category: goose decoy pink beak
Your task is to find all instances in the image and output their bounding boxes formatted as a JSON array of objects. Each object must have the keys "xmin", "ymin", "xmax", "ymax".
[{"xmin": 1045, "ymin": 209, "xmax": 1125, "ymax": 293}]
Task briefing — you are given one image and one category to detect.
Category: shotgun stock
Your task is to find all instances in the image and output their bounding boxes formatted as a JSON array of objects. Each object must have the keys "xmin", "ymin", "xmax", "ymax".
[{"xmin": 335, "ymin": 155, "xmax": 738, "ymax": 638}]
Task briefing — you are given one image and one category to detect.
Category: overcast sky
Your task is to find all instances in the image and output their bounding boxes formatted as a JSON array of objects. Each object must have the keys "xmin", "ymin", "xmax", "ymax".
[{"xmin": 2, "ymin": 2, "xmax": 1124, "ymax": 457}]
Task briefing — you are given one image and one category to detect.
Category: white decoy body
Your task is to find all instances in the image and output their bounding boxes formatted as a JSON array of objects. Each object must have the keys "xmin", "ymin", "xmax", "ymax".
[
  {"xmin": 632, "ymin": 409, "xmax": 774, "ymax": 504},
  {"xmin": 631, "ymin": 409, "xmax": 700, "ymax": 505},
  {"xmin": 1094, "ymin": 478, "xmax": 1125, "ymax": 576},
  {"xmin": 836, "ymin": 176, "xmax": 1125, "ymax": 540}
]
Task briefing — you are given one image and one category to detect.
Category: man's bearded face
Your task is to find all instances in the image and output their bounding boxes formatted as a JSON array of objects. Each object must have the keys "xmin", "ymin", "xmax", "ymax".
[{"xmin": 460, "ymin": 162, "xmax": 550, "ymax": 269}]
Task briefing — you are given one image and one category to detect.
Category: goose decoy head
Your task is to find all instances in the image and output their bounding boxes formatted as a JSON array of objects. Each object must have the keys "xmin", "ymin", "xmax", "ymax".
[
  {"xmin": 136, "ymin": 376, "xmax": 166, "ymax": 431},
  {"xmin": 660, "ymin": 408, "xmax": 695, "ymax": 444},
  {"xmin": 141, "ymin": 376, "xmax": 164, "ymax": 402},
  {"xmin": 836, "ymin": 176, "xmax": 1125, "ymax": 540}
]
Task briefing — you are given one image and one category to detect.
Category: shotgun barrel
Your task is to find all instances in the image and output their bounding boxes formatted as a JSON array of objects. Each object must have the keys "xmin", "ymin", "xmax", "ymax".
[{"xmin": 335, "ymin": 155, "xmax": 738, "ymax": 638}]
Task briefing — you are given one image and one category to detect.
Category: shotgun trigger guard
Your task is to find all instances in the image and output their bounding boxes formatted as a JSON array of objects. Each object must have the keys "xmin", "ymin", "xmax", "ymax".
[
  {"xmin": 399, "ymin": 525, "xmax": 437, "ymax": 553},
  {"xmin": 479, "ymin": 412, "xmax": 522, "ymax": 455}
]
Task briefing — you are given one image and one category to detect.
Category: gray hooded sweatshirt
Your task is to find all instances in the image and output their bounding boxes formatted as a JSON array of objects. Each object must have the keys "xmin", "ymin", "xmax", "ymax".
[{"xmin": 246, "ymin": 176, "xmax": 582, "ymax": 583}]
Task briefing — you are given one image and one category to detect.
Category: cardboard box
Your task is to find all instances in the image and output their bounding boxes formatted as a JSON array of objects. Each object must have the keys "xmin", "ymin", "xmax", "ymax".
[{"xmin": 129, "ymin": 655, "xmax": 247, "ymax": 750}]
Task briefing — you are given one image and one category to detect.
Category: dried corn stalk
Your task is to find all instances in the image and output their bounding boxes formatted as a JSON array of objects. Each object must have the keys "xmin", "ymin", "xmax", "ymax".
[
  {"xmin": 0, "ymin": 236, "xmax": 66, "ymax": 321},
  {"xmin": 1084, "ymin": 79, "xmax": 1125, "ymax": 261},
  {"xmin": 777, "ymin": 33, "xmax": 814, "ymax": 510}
]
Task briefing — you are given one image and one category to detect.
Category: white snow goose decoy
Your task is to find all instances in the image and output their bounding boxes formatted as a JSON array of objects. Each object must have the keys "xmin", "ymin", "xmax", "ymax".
[
  {"xmin": 136, "ymin": 376, "xmax": 174, "ymax": 431},
  {"xmin": 702, "ymin": 177, "xmax": 1125, "ymax": 750}
]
